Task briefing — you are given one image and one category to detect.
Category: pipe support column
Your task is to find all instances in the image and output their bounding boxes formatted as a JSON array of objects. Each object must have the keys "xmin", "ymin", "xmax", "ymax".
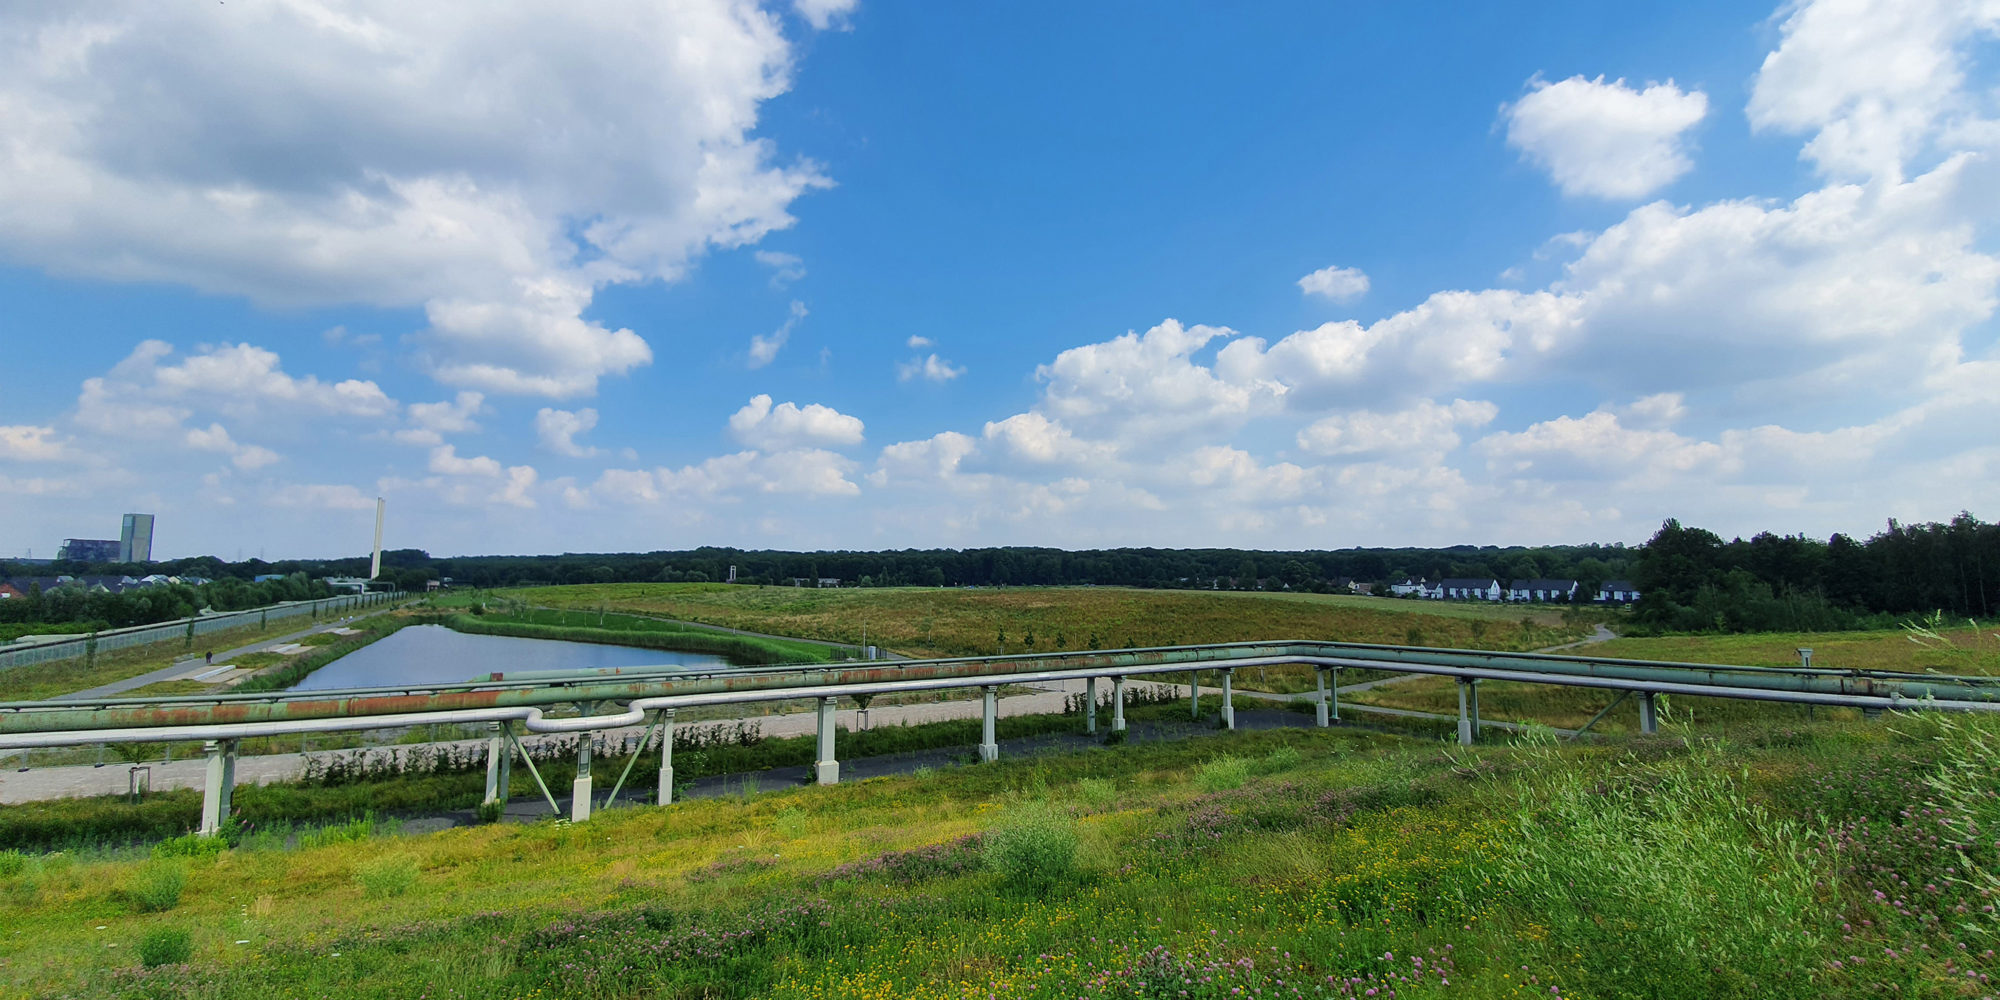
[
  {"xmin": 1314, "ymin": 668, "xmax": 1330, "ymax": 728},
  {"xmin": 484, "ymin": 722, "xmax": 510, "ymax": 806},
  {"xmin": 571, "ymin": 738, "xmax": 593, "ymax": 822},
  {"xmin": 1638, "ymin": 691, "xmax": 1658, "ymax": 734},
  {"xmin": 1456, "ymin": 680, "xmax": 1475, "ymax": 747},
  {"xmin": 1085, "ymin": 677, "xmax": 1098, "ymax": 735},
  {"xmin": 199, "ymin": 739, "xmax": 237, "ymax": 836},
  {"xmin": 979, "ymin": 685, "xmax": 999, "ymax": 762},
  {"xmin": 1221, "ymin": 669, "xmax": 1235, "ymax": 730},
  {"xmin": 657, "ymin": 709, "xmax": 676, "ymax": 805},
  {"xmin": 1111, "ymin": 676, "xmax": 1127, "ymax": 732},
  {"xmin": 815, "ymin": 697, "xmax": 840, "ymax": 785}
]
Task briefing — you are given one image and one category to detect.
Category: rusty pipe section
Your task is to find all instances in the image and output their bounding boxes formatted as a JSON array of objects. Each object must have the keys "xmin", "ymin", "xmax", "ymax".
[
  {"xmin": 0, "ymin": 656, "xmax": 1299, "ymax": 749},
  {"xmin": 0, "ymin": 643, "xmax": 1303, "ymax": 734}
]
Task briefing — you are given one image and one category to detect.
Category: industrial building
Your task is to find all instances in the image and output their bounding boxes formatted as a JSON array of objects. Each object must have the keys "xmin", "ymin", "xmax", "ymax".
[
  {"xmin": 53, "ymin": 513, "xmax": 155, "ymax": 564},
  {"xmin": 119, "ymin": 513, "xmax": 154, "ymax": 563}
]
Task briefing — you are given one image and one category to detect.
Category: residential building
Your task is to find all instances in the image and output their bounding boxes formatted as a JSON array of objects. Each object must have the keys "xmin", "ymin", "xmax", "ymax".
[
  {"xmin": 1388, "ymin": 578, "xmax": 1427, "ymax": 597},
  {"xmin": 1507, "ymin": 579, "xmax": 1580, "ymax": 603},
  {"xmin": 1436, "ymin": 578, "xmax": 1504, "ymax": 601},
  {"xmin": 1597, "ymin": 580, "xmax": 1642, "ymax": 604}
]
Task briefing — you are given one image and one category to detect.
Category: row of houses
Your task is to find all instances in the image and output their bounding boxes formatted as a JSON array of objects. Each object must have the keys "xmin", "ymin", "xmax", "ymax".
[
  {"xmin": 0, "ymin": 574, "xmax": 213, "ymax": 599},
  {"xmin": 1386, "ymin": 577, "xmax": 1642, "ymax": 604}
]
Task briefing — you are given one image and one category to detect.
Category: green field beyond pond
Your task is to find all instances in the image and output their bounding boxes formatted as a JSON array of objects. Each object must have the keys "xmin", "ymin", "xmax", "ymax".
[
  {"xmin": 445, "ymin": 606, "xmax": 837, "ymax": 666},
  {"xmin": 502, "ymin": 583, "xmax": 1600, "ymax": 659},
  {"xmin": 2, "ymin": 714, "xmax": 1995, "ymax": 999}
]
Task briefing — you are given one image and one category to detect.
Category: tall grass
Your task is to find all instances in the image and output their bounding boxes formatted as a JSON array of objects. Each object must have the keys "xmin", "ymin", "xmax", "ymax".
[{"xmin": 1499, "ymin": 734, "xmax": 1828, "ymax": 999}]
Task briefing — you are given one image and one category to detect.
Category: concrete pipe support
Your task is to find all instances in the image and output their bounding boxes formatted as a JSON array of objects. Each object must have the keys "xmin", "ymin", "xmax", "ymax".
[
  {"xmin": 1221, "ymin": 669, "xmax": 1235, "ymax": 730},
  {"xmin": 571, "ymin": 737, "xmax": 593, "ymax": 823},
  {"xmin": 1085, "ymin": 677, "xmax": 1098, "ymax": 735},
  {"xmin": 816, "ymin": 697, "xmax": 840, "ymax": 786},
  {"xmin": 657, "ymin": 709, "xmax": 676, "ymax": 805},
  {"xmin": 1112, "ymin": 676, "xmax": 1127, "ymax": 732},
  {"xmin": 199, "ymin": 738, "xmax": 238, "ymax": 836},
  {"xmin": 1638, "ymin": 691, "xmax": 1658, "ymax": 734},
  {"xmin": 979, "ymin": 685, "xmax": 999, "ymax": 762},
  {"xmin": 483, "ymin": 721, "xmax": 511, "ymax": 806}
]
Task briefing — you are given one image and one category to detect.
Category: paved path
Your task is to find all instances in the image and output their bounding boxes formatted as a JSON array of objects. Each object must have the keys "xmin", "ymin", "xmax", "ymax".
[
  {"xmin": 54, "ymin": 618, "xmax": 370, "ymax": 702},
  {"xmin": 1534, "ymin": 623, "xmax": 1618, "ymax": 653}
]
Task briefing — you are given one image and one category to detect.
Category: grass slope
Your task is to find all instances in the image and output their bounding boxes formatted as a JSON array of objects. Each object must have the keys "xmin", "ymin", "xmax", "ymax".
[
  {"xmin": 508, "ymin": 584, "xmax": 1591, "ymax": 660},
  {"xmin": 2, "ymin": 714, "xmax": 1994, "ymax": 999},
  {"xmin": 447, "ymin": 608, "xmax": 835, "ymax": 665}
]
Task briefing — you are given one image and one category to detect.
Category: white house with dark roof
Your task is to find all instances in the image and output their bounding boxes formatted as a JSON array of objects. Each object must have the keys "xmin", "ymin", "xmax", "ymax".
[
  {"xmin": 1435, "ymin": 578, "xmax": 1503, "ymax": 601},
  {"xmin": 1597, "ymin": 580, "xmax": 1642, "ymax": 603},
  {"xmin": 1507, "ymin": 579, "xmax": 1579, "ymax": 603}
]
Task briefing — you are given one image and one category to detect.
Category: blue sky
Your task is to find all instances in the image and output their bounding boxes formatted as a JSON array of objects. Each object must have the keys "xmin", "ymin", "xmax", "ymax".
[{"xmin": 1, "ymin": 0, "xmax": 1996, "ymax": 560}]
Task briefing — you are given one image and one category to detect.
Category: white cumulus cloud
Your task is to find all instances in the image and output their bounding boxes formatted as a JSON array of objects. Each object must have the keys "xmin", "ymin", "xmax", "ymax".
[
  {"xmin": 727, "ymin": 394, "xmax": 865, "ymax": 450},
  {"xmin": 535, "ymin": 407, "xmax": 602, "ymax": 458},
  {"xmin": 1297, "ymin": 265, "xmax": 1370, "ymax": 302},
  {"xmin": 0, "ymin": 3, "xmax": 831, "ymax": 397},
  {"xmin": 1503, "ymin": 75, "xmax": 1709, "ymax": 198}
]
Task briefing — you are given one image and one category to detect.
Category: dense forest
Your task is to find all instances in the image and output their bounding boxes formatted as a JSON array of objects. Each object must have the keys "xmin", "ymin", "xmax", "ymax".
[{"xmin": 3, "ymin": 511, "xmax": 1992, "ymax": 635}]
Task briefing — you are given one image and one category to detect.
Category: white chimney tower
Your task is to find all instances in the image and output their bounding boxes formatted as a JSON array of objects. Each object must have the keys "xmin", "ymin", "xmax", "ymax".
[{"xmin": 369, "ymin": 497, "xmax": 385, "ymax": 580}]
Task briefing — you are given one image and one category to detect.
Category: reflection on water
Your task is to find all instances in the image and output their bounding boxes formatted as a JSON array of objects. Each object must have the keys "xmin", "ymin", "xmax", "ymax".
[{"xmin": 288, "ymin": 624, "xmax": 729, "ymax": 690}]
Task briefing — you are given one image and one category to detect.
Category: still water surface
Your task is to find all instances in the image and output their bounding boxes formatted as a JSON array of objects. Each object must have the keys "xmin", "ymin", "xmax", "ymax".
[{"xmin": 288, "ymin": 624, "xmax": 728, "ymax": 691}]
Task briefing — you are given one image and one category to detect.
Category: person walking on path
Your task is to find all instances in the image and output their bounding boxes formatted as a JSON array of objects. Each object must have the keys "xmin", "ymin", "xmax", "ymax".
[{"xmin": 205, "ymin": 651, "xmax": 213, "ymax": 665}]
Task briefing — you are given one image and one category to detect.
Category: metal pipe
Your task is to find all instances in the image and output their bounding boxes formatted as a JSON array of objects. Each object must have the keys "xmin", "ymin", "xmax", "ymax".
[{"xmin": 4, "ymin": 652, "xmax": 1999, "ymax": 753}]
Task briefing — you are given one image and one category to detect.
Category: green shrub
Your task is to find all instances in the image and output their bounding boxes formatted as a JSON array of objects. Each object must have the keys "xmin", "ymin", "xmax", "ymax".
[
  {"xmin": 984, "ymin": 804, "xmax": 1077, "ymax": 896},
  {"xmin": 138, "ymin": 927, "xmax": 193, "ymax": 968},
  {"xmin": 129, "ymin": 860, "xmax": 187, "ymax": 912},
  {"xmin": 1259, "ymin": 745, "xmax": 1303, "ymax": 773},
  {"xmin": 355, "ymin": 856, "xmax": 419, "ymax": 898},
  {"xmin": 0, "ymin": 851, "xmax": 24, "ymax": 879},
  {"xmin": 1101, "ymin": 729, "xmax": 1127, "ymax": 746},
  {"xmin": 1195, "ymin": 756, "xmax": 1250, "ymax": 792},
  {"xmin": 298, "ymin": 814, "xmax": 374, "ymax": 850},
  {"xmin": 152, "ymin": 833, "xmax": 225, "ymax": 861},
  {"xmin": 1074, "ymin": 778, "xmax": 1117, "ymax": 809},
  {"xmin": 475, "ymin": 800, "xmax": 505, "ymax": 824}
]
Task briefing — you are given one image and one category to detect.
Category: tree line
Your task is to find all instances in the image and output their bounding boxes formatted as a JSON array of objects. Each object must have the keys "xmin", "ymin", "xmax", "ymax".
[
  {"xmin": 0, "ymin": 572, "xmax": 335, "ymax": 633},
  {"xmin": 1634, "ymin": 512, "xmax": 1997, "ymax": 632},
  {"xmin": 5, "ymin": 509, "xmax": 1990, "ymax": 635}
]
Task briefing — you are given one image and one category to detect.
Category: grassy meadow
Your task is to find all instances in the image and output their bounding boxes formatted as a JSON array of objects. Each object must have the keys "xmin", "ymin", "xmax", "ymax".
[
  {"xmin": 1, "ymin": 713, "xmax": 1995, "ymax": 999},
  {"xmin": 507, "ymin": 584, "xmax": 1593, "ymax": 660}
]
